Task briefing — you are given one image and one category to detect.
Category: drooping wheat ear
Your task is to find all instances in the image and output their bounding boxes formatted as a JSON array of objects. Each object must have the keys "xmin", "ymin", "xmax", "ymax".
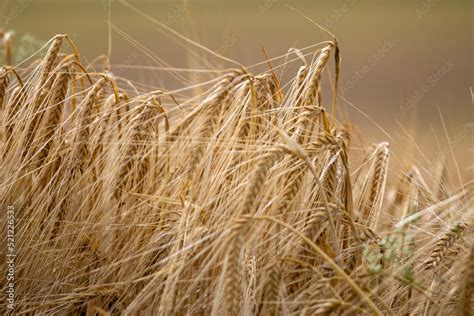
[
  {"xmin": 113, "ymin": 91, "xmax": 129, "ymax": 137},
  {"xmin": 40, "ymin": 35, "xmax": 64, "ymax": 88},
  {"xmin": 457, "ymin": 244, "xmax": 474, "ymax": 315},
  {"xmin": 302, "ymin": 43, "xmax": 334, "ymax": 106},
  {"xmin": 278, "ymin": 160, "xmax": 307, "ymax": 214},
  {"xmin": 94, "ymin": 84, "xmax": 108, "ymax": 113},
  {"xmin": 290, "ymin": 44, "xmax": 333, "ymax": 143},
  {"xmin": 35, "ymin": 62, "xmax": 72, "ymax": 168},
  {"xmin": 91, "ymin": 93, "xmax": 116, "ymax": 159},
  {"xmin": 0, "ymin": 66, "xmax": 9, "ymax": 111},
  {"xmin": 255, "ymin": 73, "xmax": 275, "ymax": 109},
  {"xmin": 292, "ymin": 105, "xmax": 324, "ymax": 143},
  {"xmin": 308, "ymin": 132, "xmax": 340, "ymax": 151},
  {"xmin": 92, "ymin": 92, "xmax": 127, "ymax": 159},
  {"xmin": 239, "ymin": 74, "xmax": 271, "ymax": 141},
  {"xmin": 26, "ymin": 45, "xmax": 67, "ymax": 161},
  {"xmin": 185, "ymin": 70, "xmax": 246, "ymax": 181},
  {"xmin": 256, "ymin": 74, "xmax": 279, "ymax": 126},
  {"xmin": 307, "ymin": 133, "xmax": 340, "ymax": 204},
  {"xmin": 164, "ymin": 69, "xmax": 241, "ymax": 144},
  {"xmin": 424, "ymin": 223, "xmax": 468, "ymax": 270},
  {"xmin": 73, "ymin": 77, "xmax": 107, "ymax": 174},
  {"xmin": 295, "ymin": 65, "xmax": 308, "ymax": 100},
  {"xmin": 285, "ymin": 65, "xmax": 308, "ymax": 133},
  {"xmin": 3, "ymin": 85, "xmax": 28, "ymax": 153},
  {"xmin": 239, "ymin": 147, "xmax": 284, "ymax": 217},
  {"xmin": 363, "ymin": 142, "xmax": 389, "ymax": 228},
  {"xmin": 115, "ymin": 97, "xmax": 157, "ymax": 199}
]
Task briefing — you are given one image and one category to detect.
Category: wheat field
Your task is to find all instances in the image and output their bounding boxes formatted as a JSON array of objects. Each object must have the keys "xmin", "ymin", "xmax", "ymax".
[{"xmin": 0, "ymin": 32, "xmax": 472, "ymax": 315}]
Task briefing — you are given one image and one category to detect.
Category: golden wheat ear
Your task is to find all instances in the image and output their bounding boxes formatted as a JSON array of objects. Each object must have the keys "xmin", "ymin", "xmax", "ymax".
[
  {"xmin": 34, "ymin": 61, "xmax": 73, "ymax": 170},
  {"xmin": 424, "ymin": 222, "xmax": 468, "ymax": 270}
]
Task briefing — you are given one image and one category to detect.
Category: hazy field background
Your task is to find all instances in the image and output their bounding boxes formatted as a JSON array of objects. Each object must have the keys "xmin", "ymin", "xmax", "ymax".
[{"xmin": 1, "ymin": 0, "xmax": 472, "ymax": 179}]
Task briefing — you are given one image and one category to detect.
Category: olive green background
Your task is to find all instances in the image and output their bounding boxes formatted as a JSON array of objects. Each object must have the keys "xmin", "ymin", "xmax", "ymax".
[{"xmin": 1, "ymin": 0, "xmax": 473, "ymax": 179}]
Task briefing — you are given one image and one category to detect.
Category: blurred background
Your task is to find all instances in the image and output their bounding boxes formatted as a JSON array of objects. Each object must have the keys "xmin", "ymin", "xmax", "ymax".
[{"xmin": 1, "ymin": 0, "xmax": 472, "ymax": 181}]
